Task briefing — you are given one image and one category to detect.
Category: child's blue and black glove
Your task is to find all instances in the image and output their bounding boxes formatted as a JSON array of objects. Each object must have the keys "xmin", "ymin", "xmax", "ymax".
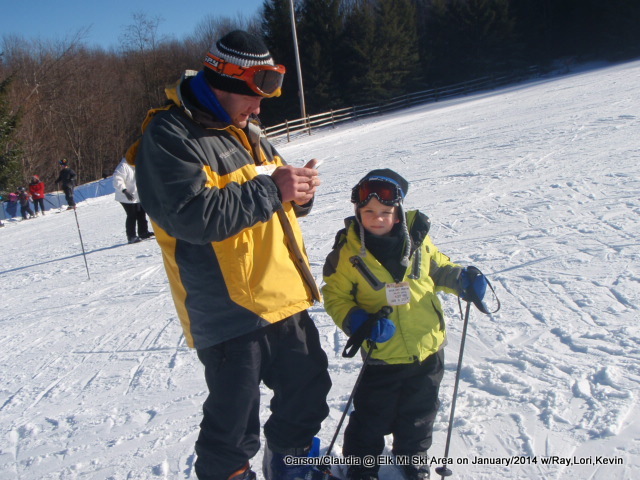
[
  {"xmin": 458, "ymin": 266, "xmax": 500, "ymax": 314},
  {"xmin": 342, "ymin": 306, "xmax": 395, "ymax": 358},
  {"xmin": 348, "ymin": 308, "xmax": 396, "ymax": 343},
  {"xmin": 459, "ymin": 266, "xmax": 487, "ymax": 301}
]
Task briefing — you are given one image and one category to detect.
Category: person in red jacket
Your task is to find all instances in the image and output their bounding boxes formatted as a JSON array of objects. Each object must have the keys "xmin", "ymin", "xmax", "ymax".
[{"xmin": 29, "ymin": 175, "xmax": 46, "ymax": 216}]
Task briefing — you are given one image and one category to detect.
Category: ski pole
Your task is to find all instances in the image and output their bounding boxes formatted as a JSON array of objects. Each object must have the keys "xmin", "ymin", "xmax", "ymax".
[
  {"xmin": 326, "ymin": 340, "xmax": 374, "ymax": 458},
  {"xmin": 56, "ymin": 183, "xmax": 62, "ymax": 211},
  {"xmin": 326, "ymin": 306, "xmax": 393, "ymax": 457},
  {"xmin": 436, "ymin": 301, "xmax": 472, "ymax": 479},
  {"xmin": 73, "ymin": 208, "xmax": 91, "ymax": 280}
]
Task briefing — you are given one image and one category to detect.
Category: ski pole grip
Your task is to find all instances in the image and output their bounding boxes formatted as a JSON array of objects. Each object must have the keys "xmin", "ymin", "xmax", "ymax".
[{"xmin": 342, "ymin": 306, "xmax": 392, "ymax": 358}]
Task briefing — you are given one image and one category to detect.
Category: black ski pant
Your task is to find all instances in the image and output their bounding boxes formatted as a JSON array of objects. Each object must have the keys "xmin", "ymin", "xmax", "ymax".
[
  {"xmin": 343, "ymin": 349, "xmax": 445, "ymax": 469},
  {"xmin": 194, "ymin": 311, "xmax": 332, "ymax": 480},
  {"xmin": 33, "ymin": 198, "xmax": 45, "ymax": 214},
  {"xmin": 20, "ymin": 203, "xmax": 34, "ymax": 219},
  {"xmin": 63, "ymin": 186, "xmax": 75, "ymax": 207},
  {"xmin": 120, "ymin": 202, "xmax": 150, "ymax": 239}
]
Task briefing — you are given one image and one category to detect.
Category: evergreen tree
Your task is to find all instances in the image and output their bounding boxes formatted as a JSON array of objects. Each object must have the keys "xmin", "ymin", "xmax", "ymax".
[
  {"xmin": 600, "ymin": 0, "xmax": 640, "ymax": 59},
  {"xmin": 335, "ymin": 0, "xmax": 378, "ymax": 105},
  {"xmin": 423, "ymin": 0, "xmax": 515, "ymax": 83},
  {"xmin": 548, "ymin": 0, "xmax": 640, "ymax": 60},
  {"xmin": 0, "ymin": 74, "xmax": 23, "ymax": 195},
  {"xmin": 298, "ymin": 0, "xmax": 343, "ymax": 113},
  {"xmin": 509, "ymin": 0, "xmax": 556, "ymax": 65},
  {"xmin": 261, "ymin": 0, "xmax": 301, "ymax": 124},
  {"xmin": 372, "ymin": 0, "xmax": 421, "ymax": 97},
  {"xmin": 337, "ymin": 0, "xmax": 420, "ymax": 105}
]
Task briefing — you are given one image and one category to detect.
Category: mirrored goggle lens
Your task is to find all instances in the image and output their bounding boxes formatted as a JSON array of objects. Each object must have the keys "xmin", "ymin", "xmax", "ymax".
[
  {"xmin": 357, "ymin": 180, "xmax": 400, "ymax": 205},
  {"xmin": 252, "ymin": 69, "xmax": 284, "ymax": 96}
]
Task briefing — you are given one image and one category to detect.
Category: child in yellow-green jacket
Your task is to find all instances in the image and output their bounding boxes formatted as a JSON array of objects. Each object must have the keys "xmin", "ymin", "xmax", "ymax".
[{"xmin": 322, "ymin": 169, "xmax": 488, "ymax": 480}]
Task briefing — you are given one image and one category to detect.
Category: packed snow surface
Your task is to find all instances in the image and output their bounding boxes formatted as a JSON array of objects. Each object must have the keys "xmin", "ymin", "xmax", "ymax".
[{"xmin": 1, "ymin": 60, "xmax": 639, "ymax": 480}]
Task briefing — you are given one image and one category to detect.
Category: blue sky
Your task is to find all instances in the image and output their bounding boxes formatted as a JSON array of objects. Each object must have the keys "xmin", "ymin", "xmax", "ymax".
[{"xmin": 0, "ymin": 0, "xmax": 265, "ymax": 50}]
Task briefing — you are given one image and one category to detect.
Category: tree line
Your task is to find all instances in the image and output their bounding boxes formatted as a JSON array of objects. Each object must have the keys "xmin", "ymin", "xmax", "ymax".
[{"xmin": 1, "ymin": 0, "xmax": 639, "ymax": 196}]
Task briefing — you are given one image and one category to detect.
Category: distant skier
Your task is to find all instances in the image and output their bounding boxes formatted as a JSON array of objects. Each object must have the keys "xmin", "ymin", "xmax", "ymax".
[
  {"xmin": 55, "ymin": 159, "xmax": 77, "ymax": 210},
  {"xmin": 6, "ymin": 192, "xmax": 18, "ymax": 218},
  {"xmin": 16, "ymin": 186, "xmax": 35, "ymax": 220},
  {"xmin": 29, "ymin": 175, "xmax": 46, "ymax": 216},
  {"xmin": 322, "ymin": 169, "xmax": 490, "ymax": 480},
  {"xmin": 112, "ymin": 157, "xmax": 153, "ymax": 244}
]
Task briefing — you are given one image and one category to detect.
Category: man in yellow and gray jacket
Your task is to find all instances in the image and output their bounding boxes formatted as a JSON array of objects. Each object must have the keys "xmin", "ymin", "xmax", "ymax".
[{"xmin": 135, "ymin": 31, "xmax": 334, "ymax": 480}]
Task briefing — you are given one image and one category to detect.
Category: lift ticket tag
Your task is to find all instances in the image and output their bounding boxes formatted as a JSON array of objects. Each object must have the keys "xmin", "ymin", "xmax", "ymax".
[
  {"xmin": 255, "ymin": 164, "xmax": 277, "ymax": 176},
  {"xmin": 386, "ymin": 282, "xmax": 411, "ymax": 306}
]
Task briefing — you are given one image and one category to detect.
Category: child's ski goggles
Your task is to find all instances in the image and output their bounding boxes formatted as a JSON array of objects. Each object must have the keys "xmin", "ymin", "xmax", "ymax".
[
  {"xmin": 204, "ymin": 52, "xmax": 286, "ymax": 98},
  {"xmin": 351, "ymin": 177, "xmax": 405, "ymax": 207}
]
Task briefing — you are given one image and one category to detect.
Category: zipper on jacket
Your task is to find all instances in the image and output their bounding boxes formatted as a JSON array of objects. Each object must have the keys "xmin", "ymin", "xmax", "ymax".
[
  {"xmin": 432, "ymin": 300, "xmax": 446, "ymax": 332},
  {"xmin": 408, "ymin": 248, "xmax": 422, "ymax": 280},
  {"xmin": 350, "ymin": 256, "xmax": 386, "ymax": 291}
]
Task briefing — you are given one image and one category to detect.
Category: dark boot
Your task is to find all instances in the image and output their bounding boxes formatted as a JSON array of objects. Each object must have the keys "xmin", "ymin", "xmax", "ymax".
[
  {"xmin": 262, "ymin": 444, "xmax": 340, "ymax": 480},
  {"xmin": 400, "ymin": 464, "xmax": 430, "ymax": 479},
  {"xmin": 228, "ymin": 463, "xmax": 257, "ymax": 480},
  {"xmin": 346, "ymin": 465, "xmax": 379, "ymax": 480}
]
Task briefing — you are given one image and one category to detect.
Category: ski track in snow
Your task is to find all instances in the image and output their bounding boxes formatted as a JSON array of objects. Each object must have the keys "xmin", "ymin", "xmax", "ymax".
[{"xmin": 1, "ymin": 61, "xmax": 639, "ymax": 479}]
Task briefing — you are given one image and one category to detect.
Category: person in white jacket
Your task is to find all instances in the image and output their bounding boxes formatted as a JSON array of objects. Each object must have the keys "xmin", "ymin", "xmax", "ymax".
[{"xmin": 113, "ymin": 157, "xmax": 153, "ymax": 243}]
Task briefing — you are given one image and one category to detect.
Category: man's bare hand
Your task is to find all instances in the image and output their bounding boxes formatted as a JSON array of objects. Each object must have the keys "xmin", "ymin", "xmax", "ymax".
[{"xmin": 271, "ymin": 160, "xmax": 321, "ymax": 205}]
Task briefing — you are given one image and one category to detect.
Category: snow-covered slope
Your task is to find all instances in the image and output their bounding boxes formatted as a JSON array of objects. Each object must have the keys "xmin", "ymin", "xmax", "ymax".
[{"xmin": 1, "ymin": 60, "xmax": 638, "ymax": 480}]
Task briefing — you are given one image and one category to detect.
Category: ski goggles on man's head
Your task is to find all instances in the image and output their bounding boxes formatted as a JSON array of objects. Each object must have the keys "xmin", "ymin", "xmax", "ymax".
[
  {"xmin": 351, "ymin": 177, "xmax": 405, "ymax": 207},
  {"xmin": 204, "ymin": 52, "xmax": 286, "ymax": 98}
]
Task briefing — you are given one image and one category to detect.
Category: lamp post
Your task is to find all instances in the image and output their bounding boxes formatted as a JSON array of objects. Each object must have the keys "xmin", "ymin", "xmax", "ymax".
[{"xmin": 288, "ymin": 0, "xmax": 307, "ymax": 121}]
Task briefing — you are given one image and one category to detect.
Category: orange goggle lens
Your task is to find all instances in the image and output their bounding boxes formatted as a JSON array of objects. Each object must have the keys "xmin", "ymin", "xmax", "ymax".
[
  {"xmin": 249, "ymin": 68, "xmax": 285, "ymax": 97},
  {"xmin": 352, "ymin": 179, "xmax": 404, "ymax": 207},
  {"xmin": 204, "ymin": 53, "xmax": 285, "ymax": 98}
]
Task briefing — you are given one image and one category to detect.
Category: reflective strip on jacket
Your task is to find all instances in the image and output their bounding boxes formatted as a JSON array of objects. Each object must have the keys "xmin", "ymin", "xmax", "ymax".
[
  {"xmin": 135, "ymin": 72, "xmax": 320, "ymax": 350},
  {"xmin": 322, "ymin": 211, "xmax": 461, "ymax": 365}
]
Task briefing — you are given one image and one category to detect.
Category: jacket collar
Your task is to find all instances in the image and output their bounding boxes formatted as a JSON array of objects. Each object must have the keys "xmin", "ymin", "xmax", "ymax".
[
  {"xmin": 169, "ymin": 71, "xmax": 264, "ymax": 144},
  {"xmin": 344, "ymin": 210, "xmax": 431, "ymax": 254},
  {"xmin": 165, "ymin": 70, "xmax": 231, "ymax": 130}
]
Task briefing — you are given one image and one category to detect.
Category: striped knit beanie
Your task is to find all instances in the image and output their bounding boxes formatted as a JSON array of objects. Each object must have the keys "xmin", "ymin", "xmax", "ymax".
[{"xmin": 203, "ymin": 30, "xmax": 275, "ymax": 97}]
